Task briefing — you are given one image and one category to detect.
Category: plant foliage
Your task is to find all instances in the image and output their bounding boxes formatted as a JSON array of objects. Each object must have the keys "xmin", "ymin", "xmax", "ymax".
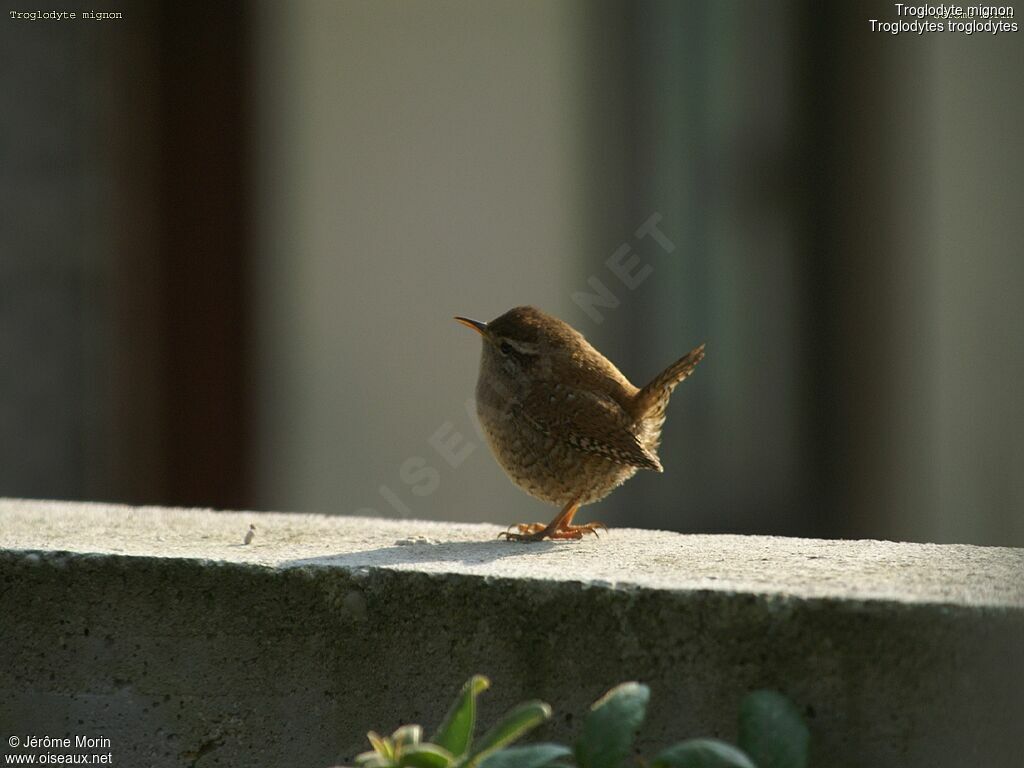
[{"xmin": 338, "ymin": 677, "xmax": 808, "ymax": 768}]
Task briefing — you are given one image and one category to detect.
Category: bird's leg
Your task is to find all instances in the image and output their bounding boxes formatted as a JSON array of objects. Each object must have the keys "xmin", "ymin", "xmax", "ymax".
[{"xmin": 499, "ymin": 501, "xmax": 606, "ymax": 542}]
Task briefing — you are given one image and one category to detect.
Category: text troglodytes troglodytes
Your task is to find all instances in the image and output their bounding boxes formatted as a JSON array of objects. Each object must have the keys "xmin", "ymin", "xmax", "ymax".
[{"xmin": 456, "ymin": 306, "xmax": 705, "ymax": 541}]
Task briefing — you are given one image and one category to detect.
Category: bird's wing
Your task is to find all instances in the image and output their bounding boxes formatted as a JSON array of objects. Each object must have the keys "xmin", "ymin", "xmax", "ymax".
[{"xmin": 518, "ymin": 387, "xmax": 662, "ymax": 471}]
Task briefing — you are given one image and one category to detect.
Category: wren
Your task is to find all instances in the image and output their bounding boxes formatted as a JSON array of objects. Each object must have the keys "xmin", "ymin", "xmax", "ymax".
[{"xmin": 455, "ymin": 306, "xmax": 705, "ymax": 541}]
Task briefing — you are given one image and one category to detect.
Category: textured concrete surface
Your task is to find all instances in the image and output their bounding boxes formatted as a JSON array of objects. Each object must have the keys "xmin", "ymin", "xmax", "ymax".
[{"xmin": 1, "ymin": 498, "xmax": 1022, "ymax": 767}]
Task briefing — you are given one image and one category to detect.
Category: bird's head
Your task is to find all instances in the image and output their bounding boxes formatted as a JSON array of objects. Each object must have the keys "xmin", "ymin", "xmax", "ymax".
[{"xmin": 455, "ymin": 306, "xmax": 589, "ymax": 390}]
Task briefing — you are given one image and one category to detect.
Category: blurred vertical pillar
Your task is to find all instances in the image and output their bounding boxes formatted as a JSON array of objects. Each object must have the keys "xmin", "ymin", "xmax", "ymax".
[
  {"xmin": 0, "ymin": 10, "xmax": 101, "ymax": 500},
  {"xmin": 602, "ymin": 0, "xmax": 808, "ymax": 536},
  {"xmin": 796, "ymin": 1, "xmax": 928, "ymax": 541},
  {"xmin": 796, "ymin": 1, "xmax": 1022, "ymax": 546},
  {"xmin": 1, "ymin": 1, "xmax": 253, "ymax": 510},
  {"xmin": 153, "ymin": 0, "xmax": 252, "ymax": 508},
  {"xmin": 109, "ymin": 0, "xmax": 253, "ymax": 509},
  {"xmin": 928, "ymin": 26, "xmax": 1024, "ymax": 545}
]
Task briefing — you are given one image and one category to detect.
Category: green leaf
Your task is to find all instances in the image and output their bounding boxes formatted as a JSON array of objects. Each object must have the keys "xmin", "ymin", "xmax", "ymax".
[
  {"xmin": 355, "ymin": 752, "xmax": 394, "ymax": 768},
  {"xmin": 399, "ymin": 744, "xmax": 456, "ymax": 768},
  {"xmin": 575, "ymin": 682, "xmax": 650, "ymax": 768},
  {"xmin": 432, "ymin": 676, "xmax": 491, "ymax": 757},
  {"xmin": 462, "ymin": 701, "xmax": 553, "ymax": 766},
  {"xmin": 476, "ymin": 744, "xmax": 573, "ymax": 768},
  {"xmin": 737, "ymin": 691, "xmax": 809, "ymax": 768},
  {"xmin": 367, "ymin": 731, "xmax": 392, "ymax": 758},
  {"xmin": 652, "ymin": 739, "xmax": 757, "ymax": 768},
  {"xmin": 393, "ymin": 725, "xmax": 424, "ymax": 747}
]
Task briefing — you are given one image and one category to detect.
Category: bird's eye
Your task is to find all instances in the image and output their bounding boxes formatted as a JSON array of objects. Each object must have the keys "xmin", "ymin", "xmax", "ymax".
[{"xmin": 500, "ymin": 341, "xmax": 514, "ymax": 356}]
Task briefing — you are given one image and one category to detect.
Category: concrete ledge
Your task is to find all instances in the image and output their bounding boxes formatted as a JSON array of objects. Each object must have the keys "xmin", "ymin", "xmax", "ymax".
[{"xmin": 1, "ymin": 498, "xmax": 1022, "ymax": 767}]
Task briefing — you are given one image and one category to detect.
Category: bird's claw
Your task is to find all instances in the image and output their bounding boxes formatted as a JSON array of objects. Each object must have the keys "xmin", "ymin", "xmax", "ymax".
[{"xmin": 498, "ymin": 521, "xmax": 607, "ymax": 542}]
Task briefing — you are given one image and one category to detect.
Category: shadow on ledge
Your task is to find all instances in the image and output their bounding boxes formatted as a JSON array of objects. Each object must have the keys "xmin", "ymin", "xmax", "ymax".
[{"xmin": 281, "ymin": 538, "xmax": 564, "ymax": 570}]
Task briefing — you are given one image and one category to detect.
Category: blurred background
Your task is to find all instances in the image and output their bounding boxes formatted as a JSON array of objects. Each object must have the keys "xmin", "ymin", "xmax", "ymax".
[{"xmin": 1, "ymin": 0, "xmax": 1021, "ymax": 546}]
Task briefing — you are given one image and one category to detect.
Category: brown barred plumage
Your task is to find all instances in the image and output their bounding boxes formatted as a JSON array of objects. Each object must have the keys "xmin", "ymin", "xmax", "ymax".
[{"xmin": 456, "ymin": 306, "xmax": 705, "ymax": 541}]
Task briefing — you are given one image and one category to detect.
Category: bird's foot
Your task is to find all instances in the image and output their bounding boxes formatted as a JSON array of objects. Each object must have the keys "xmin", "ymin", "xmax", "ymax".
[{"xmin": 498, "ymin": 521, "xmax": 607, "ymax": 542}]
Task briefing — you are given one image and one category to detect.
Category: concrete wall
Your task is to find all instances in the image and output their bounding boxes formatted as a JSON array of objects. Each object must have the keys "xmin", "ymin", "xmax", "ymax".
[{"xmin": 1, "ymin": 499, "xmax": 1022, "ymax": 767}]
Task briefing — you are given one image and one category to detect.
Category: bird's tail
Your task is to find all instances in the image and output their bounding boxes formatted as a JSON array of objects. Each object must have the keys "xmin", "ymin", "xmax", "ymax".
[{"xmin": 633, "ymin": 343, "xmax": 706, "ymax": 419}]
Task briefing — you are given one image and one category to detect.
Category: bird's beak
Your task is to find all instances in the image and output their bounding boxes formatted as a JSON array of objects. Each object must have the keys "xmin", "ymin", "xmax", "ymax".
[{"xmin": 454, "ymin": 316, "xmax": 489, "ymax": 337}]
